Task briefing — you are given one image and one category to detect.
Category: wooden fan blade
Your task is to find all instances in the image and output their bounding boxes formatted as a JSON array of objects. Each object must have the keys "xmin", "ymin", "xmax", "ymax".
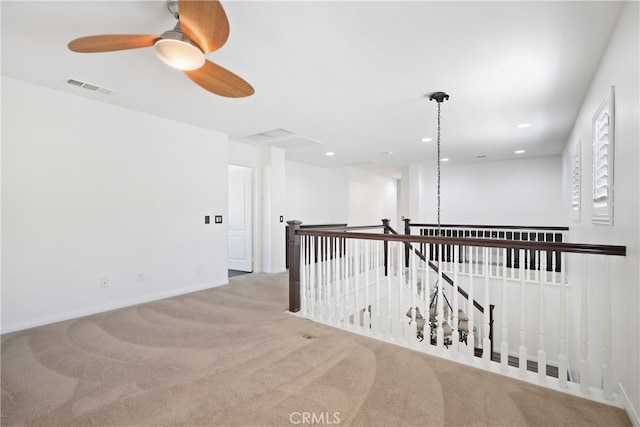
[
  {"xmin": 68, "ymin": 35, "xmax": 160, "ymax": 53},
  {"xmin": 178, "ymin": 0, "xmax": 229, "ymax": 54},
  {"xmin": 184, "ymin": 60, "xmax": 254, "ymax": 98}
]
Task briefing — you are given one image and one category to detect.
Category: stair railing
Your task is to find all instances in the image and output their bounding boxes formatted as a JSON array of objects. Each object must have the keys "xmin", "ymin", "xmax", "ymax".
[
  {"xmin": 287, "ymin": 219, "xmax": 627, "ymax": 405},
  {"xmin": 404, "ymin": 219, "xmax": 570, "ymax": 285},
  {"xmin": 384, "ymin": 221, "xmax": 495, "ymax": 355}
]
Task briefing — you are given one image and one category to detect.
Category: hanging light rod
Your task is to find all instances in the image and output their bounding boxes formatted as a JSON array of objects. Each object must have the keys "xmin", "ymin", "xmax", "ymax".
[
  {"xmin": 428, "ymin": 91, "xmax": 450, "ymax": 103},
  {"xmin": 425, "ymin": 90, "xmax": 450, "ymax": 237}
]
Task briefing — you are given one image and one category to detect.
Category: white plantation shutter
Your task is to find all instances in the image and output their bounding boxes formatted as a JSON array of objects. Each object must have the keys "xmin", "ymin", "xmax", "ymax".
[
  {"xmin": 571, "ymin": 141, "xmax": 581, "ymax": 221},
  {"xmin": 592, "ymin": 88, "xmax": 614, "ymax": 224},
  {"xmin": 594, "ymin": 113, "xmax": 609, "ymax": 202}
]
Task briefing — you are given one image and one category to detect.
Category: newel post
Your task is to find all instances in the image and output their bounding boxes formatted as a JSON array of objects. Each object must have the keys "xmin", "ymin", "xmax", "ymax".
[
  {"xmin": 287, "ymin": 220, "xmax": 302, "ymax": 312},
  {"xmin": 382, "ymin": 219, "xmax": 390, "ymax": 276},
  {"xmin": 403, "ymin": 217, "xmax": 411, "ymax": 234},
  {"xmin": 403, "ymin": 217, "xmax": 411, "ymax": 268}
]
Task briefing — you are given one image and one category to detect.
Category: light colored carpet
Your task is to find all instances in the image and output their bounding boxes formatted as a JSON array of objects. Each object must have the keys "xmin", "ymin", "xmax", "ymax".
[{"xmin": 1, "ymin": 272, "xmax": 631, "ymax": 426}]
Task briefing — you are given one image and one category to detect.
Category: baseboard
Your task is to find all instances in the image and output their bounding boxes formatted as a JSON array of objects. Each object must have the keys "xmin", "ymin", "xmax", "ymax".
[
  {"xmin": 619, "ymin": 383, "xmax": 640, "ymax": 427},
  {"xmin": 263, "ymin": 268, "xmax": 288, "ymax": 274},
  {"xmin": 1, "ymin": 279, "xmax": 228, "ymax": 335}
]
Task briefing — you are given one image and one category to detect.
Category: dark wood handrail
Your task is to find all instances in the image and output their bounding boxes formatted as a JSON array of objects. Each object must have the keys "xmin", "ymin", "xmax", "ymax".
[
  {"xmin": 296, "ymin": 230, "xmax": 626, "ymax": 257},
  {"xmin": 408, "ymin": 223, "xmax": 569, "ymax": 231},
  {"xmin": 304, "ymin": 225, "xmax": 386, "ymax": 232},
  {"xmin": 300, "ymin": 223, "xmax": 348, "ymax": 229}
]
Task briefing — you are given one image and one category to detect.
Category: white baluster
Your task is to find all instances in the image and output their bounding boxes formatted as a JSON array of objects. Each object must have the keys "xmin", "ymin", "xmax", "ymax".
[
  {"xmin": 411, "ymin": 241, "xmax": 418, "ymax": 346},
  {"xmin": 467, "ymin": 246, "xmax": 475, "ymax": 362},
  {"xmin": 580, "ymin": 254, "xmax": 590, "ymax": 394},
  {"xmin": 485, "ymin": 236, "xmax": 493, "ymax": 277},
  {"xmin": 317, "ymin": 237, "xmax": 323, "ymax": 319},
  {"xmin": 603, "ymin": 256, "xmax": 613, "ymax": 400},
  {"xmin": 364, "ymin": 240, "xmax": 371, "ymax": 334},
  {"xmin": 354, "ymin": 239, "xmax": 361, "ymax": 331},
  {"xmin": 537, "ymin": 249, "xmax": 547, "ymax": 383},
  {"xmin": 509, "ymin": 246, "xmax": 515, "ymax": 281},
  {"xmin": 328, "ymin": 238, "xmax": 333, "ymax": 321},
  {"xmin": 519, "ymin": 249, "xmax": 527, "ymax": 378},
  {"xmin": 399, "ymin": 242, "xmax": 406, "ymax": 343},
  {"xmin": 310, "ymin": 237, "xmax": 316, "ymax": 319},
  {"xmin": 558, "ymin": 252, "xmax": 568, "ymax": 389},
  {"xmin": 343, "ymin": 239, "xmax": 350, "ymax": 328},
  {"xmin": 422, "ymin": 251, "xmax": 428, "ymax": 303},
  {"xmin": 426, "ymin": 248, "xmax": 432, "ymax": 305},
  {"xmin": 500, "ymin": 247, "xmax": 509, "ymax": 372},
  {"xmin": 474, "ymin": 237, "xmax": 479, "ymax": 275},
  {"xmin": 323, "ymin": 237, "xmax": 329, "ymax": 322},
  {"xmin": 300, "ymin": 236, "xmax": 307, "ymax": 315},
  {"xmin": 452, "ymin": 245, "xmax": 460, "ymax": 357},
  {"xmin": 483, "ymin": 247, "xmax": 491, "ymax": 367},
  {"xmin": 529, "ymin": 233, "xmax": 542, "ymax": 282},
  {"xmin": 437, "ymin": 244, "xmax": 444, "ymax": 351},
  {"xmin": 374, "ymin": 240, "xmax": 381, "ymax": 336},
  {"xmin": 386, "ymin": 242, "xmax": 392, "ymax": 340},
  {"xmin": 331, "ymin": 238, "xmax": 340, "ymax": 324},
  {"xmin": 551, "ymin": 244, "xmax": 557, "ymax": 285}
]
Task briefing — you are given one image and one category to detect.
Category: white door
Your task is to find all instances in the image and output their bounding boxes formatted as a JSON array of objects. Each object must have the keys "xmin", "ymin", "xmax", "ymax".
[{"xmin": 228, "ymin": 165, "xmax": 253, "ymax": 271}]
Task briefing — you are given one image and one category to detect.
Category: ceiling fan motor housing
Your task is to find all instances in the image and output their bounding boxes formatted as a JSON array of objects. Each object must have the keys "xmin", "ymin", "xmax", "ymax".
[{"xmin": 154, "ymin": 23, "xmax": 205, "ymax": 70}]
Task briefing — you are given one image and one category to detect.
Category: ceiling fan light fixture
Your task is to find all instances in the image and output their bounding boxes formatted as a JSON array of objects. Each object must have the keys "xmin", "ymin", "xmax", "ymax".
[{"xmin": 154, "ymin": 30, "xmax": 204, "ymax": 71}]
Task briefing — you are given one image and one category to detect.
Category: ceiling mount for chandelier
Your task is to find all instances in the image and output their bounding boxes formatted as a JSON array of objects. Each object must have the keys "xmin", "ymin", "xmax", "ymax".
[
  {"xmin": 428, "ymin": 91, "xmax": 450, "ymax": 236},
  {"xmin": 429, "ymin": 92, "xmax": 450, "ymax": 103}
]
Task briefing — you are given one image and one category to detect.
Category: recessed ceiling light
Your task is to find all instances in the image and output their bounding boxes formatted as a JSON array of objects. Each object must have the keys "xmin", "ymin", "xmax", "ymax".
[
  {"xmin": 515, "ymin": 149, "xmax": 525, "ymax": 154},
  {"xmin": 441, "ymin": 158, "xmax": 450, "ymax": 162},
  {"xmin": 516, "ymin": 123, "xmax": 531, "ymax": 129},
  {"xmin": 421, "ymin": 137, "xmax": 433, "ymax": 142},
  {"xmin": 326, "ymin": 152, "xmax": 335, "ymax": 156}
]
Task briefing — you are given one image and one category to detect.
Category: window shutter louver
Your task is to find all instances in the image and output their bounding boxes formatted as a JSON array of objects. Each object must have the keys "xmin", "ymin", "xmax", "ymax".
[
  {"xmin": 592, "ymin": 87, "xmax": 614, "ymax": 224},
  {"xmin": 571, "ymin": 141, "xmax": 581, "ymax": 221}
]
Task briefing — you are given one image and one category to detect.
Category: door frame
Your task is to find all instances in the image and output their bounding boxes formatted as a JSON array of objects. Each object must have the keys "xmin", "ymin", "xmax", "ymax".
[{"xmin": 228, "ymin": 164, "xmax": 255, "ymax": 272}]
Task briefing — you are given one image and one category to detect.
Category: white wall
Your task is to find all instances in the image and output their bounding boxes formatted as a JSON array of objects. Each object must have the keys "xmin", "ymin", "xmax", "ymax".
[
  {"xmin": 229, "ymin": 139, "xmax": 262, "ymax": 168},
  {"xmin": 416, "ymin": 156, "xmax": 563, "ymax": 226},
  {"xmin": 399, "ymin": 165, "xmax": 422, "ymax": 230},
  {"xmin": 348, "ymin": 168, "xmax": 398, "ymax": 227},
  {"xmin": 284, "ymin": 163, "xmax": 396, "ymax": 228},
  {"xmin": 560, "ymin": 2, "xmax": 639, "ymax": 421},
  {"xmin": 329, "ymin": 168, "xmax": 350, "ymax": 224},
  {"xmin": 2, "ymin": 77, "xmax": 229, "ymax": 333},
  {"xmin": 261, "ymin": 146, "xmax": 286, "ymax": 273},
  {"xmin": 285, "ymin": 160, "xmax": 336, "ymax": 224}
]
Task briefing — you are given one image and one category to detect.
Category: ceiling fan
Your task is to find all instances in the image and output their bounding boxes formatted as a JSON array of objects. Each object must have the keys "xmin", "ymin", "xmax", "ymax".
[{"xmin": 68, "ymin": 0, "xmax": 254, "ymax": 98}]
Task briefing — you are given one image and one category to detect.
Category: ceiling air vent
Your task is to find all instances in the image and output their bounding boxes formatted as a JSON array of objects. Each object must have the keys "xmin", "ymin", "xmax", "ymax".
[
  {"xmin": 66, "ymin": 78, "xmax": 116, "ymax": 95},
  {"xmin": 244, "ymin": 128, "xmax": 296, "ymax": 143}
]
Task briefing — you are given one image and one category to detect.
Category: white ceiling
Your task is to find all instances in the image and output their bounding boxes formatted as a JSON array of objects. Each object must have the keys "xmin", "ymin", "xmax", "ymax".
[{"xmin": 1, "ymin": 1, "xmax": 624, "ymax": 178}]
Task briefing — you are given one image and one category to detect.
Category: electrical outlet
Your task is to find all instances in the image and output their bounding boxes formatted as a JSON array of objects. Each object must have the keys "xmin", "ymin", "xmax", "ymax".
[
  {"xmin": 100, "ymin": 277, "xmax": 109, "ymax": 288},
  {"xmin": 196, "ymin": 264, "xmax": 203, "ymax": 275},
  {"xmin": 137, "ymin": 273, "xmax": 144, "ymax": 283}
]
